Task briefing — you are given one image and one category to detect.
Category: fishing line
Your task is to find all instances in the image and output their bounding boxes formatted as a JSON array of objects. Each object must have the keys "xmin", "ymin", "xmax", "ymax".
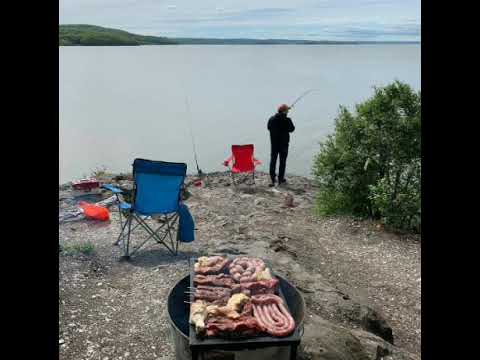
[
  {"xmin": 290, "ymin": 89, "xmax": 320, "ymax": 167},
  {"xmin": 289, "ymin": 88, "xmax": 322, "ymax": 109},
  {"xmin": 184, "ymin": 95, "xmax": 203, "ymax": 177}
]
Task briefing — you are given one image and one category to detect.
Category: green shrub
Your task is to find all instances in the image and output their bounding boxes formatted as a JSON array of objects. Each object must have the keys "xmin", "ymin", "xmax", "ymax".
[
  {"xmin": 369, "ymin": 159, "xmax": 421, "ymax": 232},
  {"xmin": 312, "ymin": 80, "xmax": 421, "ymax": 232}
]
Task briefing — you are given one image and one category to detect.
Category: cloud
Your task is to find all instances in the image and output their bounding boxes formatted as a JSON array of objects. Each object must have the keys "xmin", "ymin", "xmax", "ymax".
[{"xmin": 60, "ymin": 1, "xmax": 420, "ymax": 41}]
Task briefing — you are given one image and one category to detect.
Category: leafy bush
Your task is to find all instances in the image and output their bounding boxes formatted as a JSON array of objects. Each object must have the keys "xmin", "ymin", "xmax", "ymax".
[{"xmin": 312, "ymin": 80, "xmax": 421, "ymax": 232}]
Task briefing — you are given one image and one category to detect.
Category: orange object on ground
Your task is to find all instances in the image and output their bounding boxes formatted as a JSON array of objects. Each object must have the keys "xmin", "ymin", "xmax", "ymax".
[{"xmin": 78, "ymin": 201, "xmax": 110, "ymax": 221}]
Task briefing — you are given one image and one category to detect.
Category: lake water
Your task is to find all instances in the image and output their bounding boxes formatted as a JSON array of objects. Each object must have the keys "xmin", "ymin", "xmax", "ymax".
[{"xmin": 59, "ymin": 45, "xmax": 420, "ymax": 184}]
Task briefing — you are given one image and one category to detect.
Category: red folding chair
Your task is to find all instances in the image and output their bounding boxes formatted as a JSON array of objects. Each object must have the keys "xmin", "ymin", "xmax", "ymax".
[{"xmin": 223, "ymin": 144, "xmax": 262, "ymax": 185}]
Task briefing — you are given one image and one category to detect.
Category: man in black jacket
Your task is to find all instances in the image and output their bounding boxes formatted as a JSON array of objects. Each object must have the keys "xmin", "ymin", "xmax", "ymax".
[{"xmin": 267, "ymin": 104, "xmax": 295, "ymax": 186}]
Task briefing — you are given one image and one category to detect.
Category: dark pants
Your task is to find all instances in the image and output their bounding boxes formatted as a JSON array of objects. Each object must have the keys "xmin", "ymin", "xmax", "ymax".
[{"xmin": 270, "ymin": 144, "xmax": 288, "ymax": 182}]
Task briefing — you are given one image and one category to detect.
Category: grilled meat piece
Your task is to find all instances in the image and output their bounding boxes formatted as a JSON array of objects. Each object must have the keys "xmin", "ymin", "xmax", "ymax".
[
  {"xmin": 194, "ymin": 274, "xmax": 236, "ymax": 288},
  {"xmin": 194, "ymin": 285, "xmax": 232, "ymax": 303},
  {"xmin": 205, "ymin": 315, "xmax": 265, "ymax": 338},
  {"xmin": 194, "ymin": 256, "xmax": 230, "ymax": 275},
  {"xmin": 189, "ymin": 300, "xmax": 208, "ymax": 335}
]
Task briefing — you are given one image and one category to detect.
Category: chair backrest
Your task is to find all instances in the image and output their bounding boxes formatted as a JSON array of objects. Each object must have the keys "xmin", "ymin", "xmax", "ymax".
[
  {"xmin": 231, "ymin": 144, "xmax": 255, "ymax": 172},
  {"xmin": 132, "ymin": 158, "xmax": 187, "ymax": 215}
]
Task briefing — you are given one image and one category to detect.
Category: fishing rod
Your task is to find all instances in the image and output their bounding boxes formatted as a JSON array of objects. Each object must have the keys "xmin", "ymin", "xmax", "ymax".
[
  {"xmin": 184, "ymin": 96, "xmax": 203, "ymax": 177},
  {"xmin": 289, "ymin": 88, "xmax": 321, "ymax": 110}
]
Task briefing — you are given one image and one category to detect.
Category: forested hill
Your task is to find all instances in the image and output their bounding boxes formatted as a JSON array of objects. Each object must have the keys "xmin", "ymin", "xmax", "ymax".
[
  {"xmin": 59, "ymin": 25, "xmax": 177, "ymax": 46},
  {"xmin": 59, "ymin": 24, "xmax": 420, "ymax": 46}
]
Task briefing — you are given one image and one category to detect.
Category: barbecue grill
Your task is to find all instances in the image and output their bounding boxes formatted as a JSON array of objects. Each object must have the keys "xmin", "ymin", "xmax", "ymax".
[{"xmin": 167, "ymin": 274, "xmax": 305, "ymax": 360}]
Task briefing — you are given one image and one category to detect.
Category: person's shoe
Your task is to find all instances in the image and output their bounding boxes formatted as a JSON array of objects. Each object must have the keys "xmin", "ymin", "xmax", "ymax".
[
  {"xmin": 278, "ymin": 178, "xmax": 287, "ymax": 185},
  {"xmin": 268, "ymin": 178, "xmax": 276, "ymax": 187}
]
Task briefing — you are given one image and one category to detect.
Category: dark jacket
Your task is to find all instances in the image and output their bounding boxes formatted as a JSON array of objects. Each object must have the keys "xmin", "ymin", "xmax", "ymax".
[{"xmin": 267, "ymin": 112, "xmax": 295, "ymax": 147}]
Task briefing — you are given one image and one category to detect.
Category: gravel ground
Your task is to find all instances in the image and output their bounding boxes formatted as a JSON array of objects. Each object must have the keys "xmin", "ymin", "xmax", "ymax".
[{"xmin": 59, "ymin": 172, "xmax": 420, "ymax": 359}]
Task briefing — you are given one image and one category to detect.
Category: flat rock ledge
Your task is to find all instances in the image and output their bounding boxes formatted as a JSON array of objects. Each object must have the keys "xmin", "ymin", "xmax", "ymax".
[{"xmin": 59, "ymin": 171, "xmax": 420, "ymax": 360}]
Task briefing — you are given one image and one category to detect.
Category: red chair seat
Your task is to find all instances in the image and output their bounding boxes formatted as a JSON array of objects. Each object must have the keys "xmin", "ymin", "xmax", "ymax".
[{"xmin": 223, "ymin": 144, "xmax": 261, "ymax": 174}]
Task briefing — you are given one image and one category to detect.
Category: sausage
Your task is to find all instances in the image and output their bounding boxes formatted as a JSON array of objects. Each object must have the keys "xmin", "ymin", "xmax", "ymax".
[
  {"xmin": 253, "ymin": 303, "xmax": 293, "ymax": 337},
  {"xmin": 251, "ymin": 294, "xmax": 295, "ymax": 337},
  {"xmin": 262, "ymin": 304, "xmax": 283, "ymax": 328},
  {"xmin": 253, "ymin": 304, "xmax": 275, "ymax": 330},
  {"xmin": 270, "ymin": 304, "xmax": 295, "ymax": 335},
  {"xmin": 229, "ymin": 257, "xmax": 266, "ymax": 283},
  {"xmin": 267, "ymin": 304, "xmax": 288, "ymax": 326},
  {"xmin": 269, "ymin": 304, "xmax": 292, "ymax": 330},
  {"xmin": 277, "ymin": 302, "xmax": 295, "ymax": 329}
]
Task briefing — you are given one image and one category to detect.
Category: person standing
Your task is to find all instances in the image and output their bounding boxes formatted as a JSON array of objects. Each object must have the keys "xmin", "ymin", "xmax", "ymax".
[{"xmin": 267, "ymin": 104, "xmax": 295, "ymax": 187}]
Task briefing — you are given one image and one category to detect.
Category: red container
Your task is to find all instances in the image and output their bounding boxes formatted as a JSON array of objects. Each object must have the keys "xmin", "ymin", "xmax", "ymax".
[{"xmin": 72, "ymin": 178, "xmax": 100, "ymax": 191}]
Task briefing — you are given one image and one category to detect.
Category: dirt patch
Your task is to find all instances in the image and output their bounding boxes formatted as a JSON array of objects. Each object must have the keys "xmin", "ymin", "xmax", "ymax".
[{"xmin": 59, "ymin": 171, "xmax": 420, "ymax": 359}]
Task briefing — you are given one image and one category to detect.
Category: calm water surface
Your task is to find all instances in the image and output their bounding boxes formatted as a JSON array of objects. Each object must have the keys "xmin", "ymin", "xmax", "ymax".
[{"xmin": 59, "ymin": 45, "xmax": 420, "ymax": 184}]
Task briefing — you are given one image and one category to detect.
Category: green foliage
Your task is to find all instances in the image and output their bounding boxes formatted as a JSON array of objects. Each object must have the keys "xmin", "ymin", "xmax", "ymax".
[
  {"xmin": 62, "ymin": 242, "xmax": 95, "ymax": 256},
  {"xmin": 312, "ymin": 80, "xmax": 421, "ymax": 232},
  {"xmin": 59, "ymin": 24, "xmax": 177, "ymax": 46},
  {"xmin": 369, "ymin": 159, "xmax": 421, "ymax": 231}
]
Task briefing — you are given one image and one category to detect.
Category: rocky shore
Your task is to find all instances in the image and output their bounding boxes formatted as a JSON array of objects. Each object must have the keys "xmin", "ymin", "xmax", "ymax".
[{"xmin": 59, "ymin": 171, "xmax": 421, "ymax": 360}]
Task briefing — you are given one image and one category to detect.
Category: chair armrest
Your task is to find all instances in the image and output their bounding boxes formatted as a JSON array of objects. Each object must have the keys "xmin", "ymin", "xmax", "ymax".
[
  {"xmin": 223, "ymin": 155, "xmax": 234, "ymax": 167},
  {"xmin": 102, "ymin": 184, "xmax": 123, "ymax": 194},
  {"xmin": 253, "ymin": 158, "xmax": 262, "ymax": 166}
]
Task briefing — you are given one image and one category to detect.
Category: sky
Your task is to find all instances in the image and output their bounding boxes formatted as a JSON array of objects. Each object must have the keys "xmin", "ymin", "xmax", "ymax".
[{"xmin": 59, "ymin": 0, "xmax": 421, "ymax": 42}]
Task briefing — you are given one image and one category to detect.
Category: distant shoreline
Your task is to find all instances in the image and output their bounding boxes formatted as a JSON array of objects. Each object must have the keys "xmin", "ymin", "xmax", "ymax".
[{"xmin": 59, "ymin": 24, "xmax": 420, "ymax": 46}]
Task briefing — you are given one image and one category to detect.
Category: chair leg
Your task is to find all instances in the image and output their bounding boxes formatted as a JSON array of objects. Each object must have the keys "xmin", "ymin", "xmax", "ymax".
[
  {"xmin": 117, "ymin": 212, "xmax": 181, "ymax": 258},
  {"xmin": 114, "ymin": 211, "xmax": 129, "ymax": 246},
  {"xmin": 131, "ymin": 215, "xmax": 176, "ymax": 256},
  {"xmin": 124, "ymin": 213, "xmax": 133, "ymax": 259},
  {"xmin": 116, "ymin": 195, "xmax": 123, "ymax": 235},
  {"xmin": 175, "ymin": 223, "xmax": 180, "ymax": 255},
  {"xmin": 231, "ymin": 171, "xmax": 236, "ymax": 187},
  {"xmin": 165, "ymin": 214, "xmax": 179, "ymax": 256}
]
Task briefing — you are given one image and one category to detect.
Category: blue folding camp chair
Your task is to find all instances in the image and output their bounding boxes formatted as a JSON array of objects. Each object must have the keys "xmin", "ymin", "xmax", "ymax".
[{"xmin": 102, "ymin": 158, "xmax": 191, "ymax": 259}]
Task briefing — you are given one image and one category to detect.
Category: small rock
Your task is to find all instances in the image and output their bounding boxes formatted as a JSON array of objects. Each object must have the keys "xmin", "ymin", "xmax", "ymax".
[
  {"xmin": 284, "ymin": 194, "xmax": 294, "ymax": 207},
  {"xmin": 254, "ymin": 198, "xmax": 266, "ymax": 206},
  {"xmin": 59, "ymin": 339, "xmax": 65, "ymax": 345}
]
